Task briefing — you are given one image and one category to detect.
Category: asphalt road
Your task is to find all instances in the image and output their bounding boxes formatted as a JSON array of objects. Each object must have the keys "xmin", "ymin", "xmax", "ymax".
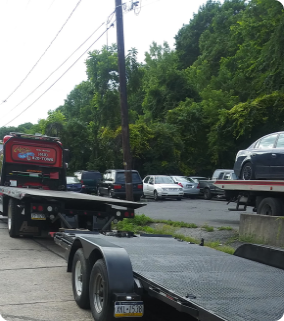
[{"xmin": 136, "ymin": 197, "xmax": 254, "ymax": 229}]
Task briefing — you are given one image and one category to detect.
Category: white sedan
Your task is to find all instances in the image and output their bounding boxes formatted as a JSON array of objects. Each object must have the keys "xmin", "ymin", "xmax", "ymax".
[{"xmin": 143, "ymin": 175, "xmax": 184, "ymax": 201}]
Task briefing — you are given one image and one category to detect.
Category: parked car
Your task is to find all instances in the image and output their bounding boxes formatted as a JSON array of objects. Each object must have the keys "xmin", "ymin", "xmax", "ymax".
[
  {"xmin": 74, "ymin": 170, "xmax": 102, "ymax": 194},
  {"xmin": 234, "ymin": 131, "xmax": 284, "ymax": 180},
  {"xmin": 97, "ymin": 169, "xmax": 143, "ymax": 201},
  {"xmin": 66, "ymin": 176, "xmax": 82, "ymax": 192},
  {"xmin": 170, "ymin": 176, "xmax": 200, "ymax": 197},
  {"xmin": 143, "ymin": 175, "xmax": 184, "ymax": 201},
  {"xmin": 197, "ymin": 170, "xmax": 236, "ymax": 200}
]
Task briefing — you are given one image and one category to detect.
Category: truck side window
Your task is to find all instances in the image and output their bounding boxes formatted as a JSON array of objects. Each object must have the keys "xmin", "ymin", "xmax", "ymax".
[{"xmin": 218, "ymin": 172, "xmax": 224, "ymax": 179}]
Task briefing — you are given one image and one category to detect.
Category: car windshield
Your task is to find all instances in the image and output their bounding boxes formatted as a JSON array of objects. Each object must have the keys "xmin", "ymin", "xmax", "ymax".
[
  {"xmin": 116, "ymin": 172, "xmax": 141, "ymax": 183},
  {"xmin": 155, "ymin": 176, "xmax": 174, "ymax": 184},
  {"xmin": 67, "ymin": 177, "xmax": 80, "ymax": 184}
]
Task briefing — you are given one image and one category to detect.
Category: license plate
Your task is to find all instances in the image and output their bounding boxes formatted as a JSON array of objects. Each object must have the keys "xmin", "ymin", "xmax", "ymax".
[
  {"xmin": 114, "ymin": 301, "xmax": 144, "ymax": 318},
  {"xmin": 31, "ymin": 213, "xmax": 46, "ymax": 220}
]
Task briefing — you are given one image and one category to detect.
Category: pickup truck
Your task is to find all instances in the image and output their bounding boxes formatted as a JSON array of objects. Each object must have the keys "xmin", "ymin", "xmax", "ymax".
[{"xmin": 199, "ymin": 169, "xmax": 236, "ymax": 200}]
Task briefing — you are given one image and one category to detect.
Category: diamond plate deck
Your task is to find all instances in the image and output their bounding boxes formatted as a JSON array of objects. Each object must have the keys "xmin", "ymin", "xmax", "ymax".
[{"xmin": 99, "ymin": 235, "xmax": 284, "ymax": 321}]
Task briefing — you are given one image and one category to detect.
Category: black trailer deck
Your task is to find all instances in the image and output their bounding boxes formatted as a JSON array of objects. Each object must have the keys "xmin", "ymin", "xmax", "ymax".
[
  {"xmin": 55, "ymin": 232, "xmax": 284, "ymax": 321},
  {"xmin": 0, "ymin": 186, "xmax": 144, "ymax": 209}
]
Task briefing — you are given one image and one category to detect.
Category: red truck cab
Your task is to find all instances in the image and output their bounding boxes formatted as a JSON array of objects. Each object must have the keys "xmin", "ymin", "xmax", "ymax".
[{"xmin": 0, "ymin": 133, "xmax": 68, "ymax": 190}]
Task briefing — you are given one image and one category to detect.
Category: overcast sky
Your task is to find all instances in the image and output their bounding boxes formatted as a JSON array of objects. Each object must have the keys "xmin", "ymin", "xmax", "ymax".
[{"xmin": 0, "ymin": 0, "xmax": 282, "ymax": 128}]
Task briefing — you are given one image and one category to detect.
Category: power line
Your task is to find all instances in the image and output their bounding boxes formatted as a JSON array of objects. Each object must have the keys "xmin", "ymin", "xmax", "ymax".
[
  {"xmin": 1, "ymin": 22, "xmax": 105, "ymax": 120},
  {"xmin": 1, "ymin": 0, "xmax": 82, "ymax": 105},
  {"xmin": 2, "ymin": 22, "xmax": 115, "ymax": 127}
]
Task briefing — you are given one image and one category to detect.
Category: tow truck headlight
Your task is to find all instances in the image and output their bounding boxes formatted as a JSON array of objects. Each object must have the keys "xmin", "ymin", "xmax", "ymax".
[
  {"xmin": 116, "ymin": 211, "xmax": 121, "ymax": 217},
  {"xmin": 47, "ymin": 206, "xmax": 53, "ymax": 212}
]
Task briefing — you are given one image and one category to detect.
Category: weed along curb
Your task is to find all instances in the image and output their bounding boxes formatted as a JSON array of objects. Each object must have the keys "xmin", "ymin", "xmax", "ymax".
[{"xmin": 113, "ymin": 214, "xmax": 238, "ymax": 254}]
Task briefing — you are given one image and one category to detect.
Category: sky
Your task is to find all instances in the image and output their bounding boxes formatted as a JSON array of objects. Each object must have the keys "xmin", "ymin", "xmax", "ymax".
[{"xmin": 0, "ymin": 0, "xmax": 211, "ymax": 128}]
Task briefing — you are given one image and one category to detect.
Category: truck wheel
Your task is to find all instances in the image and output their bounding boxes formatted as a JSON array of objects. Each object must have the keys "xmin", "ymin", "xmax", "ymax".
[
  {"xmin": 8, "ymin": 198, "xmax": 20, "ymax": 238},
  {"xmin": 258, "ymin": 197, "xmax": 283, "ymax": 216},
  {"xmin": 204, "ymin": 188, "xmax": 212, "ymax": 200},
  {"xmin": 89, "ymin": 259, "xmax": 114, "ymax": 321},
  {"xmin": 72, "ymin": 248, "xmax": 90, "ymax": 309},
  {"xmin": 241, "ymin": 162, "xmax": 255, "ymax": 180}
]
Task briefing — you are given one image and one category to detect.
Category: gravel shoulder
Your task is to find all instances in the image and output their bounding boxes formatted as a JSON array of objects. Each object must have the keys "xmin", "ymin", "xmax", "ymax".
[{"xmin": 149, "ymin": 222, "xmax": 243, "ymax": 250}]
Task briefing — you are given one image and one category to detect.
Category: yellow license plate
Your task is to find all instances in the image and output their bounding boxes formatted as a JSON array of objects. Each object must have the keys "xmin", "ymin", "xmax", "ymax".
[
  {"xmin": 31, "ymin": 213, "xmax": 46, "ymax": 220},
  {"xmin": 114, "ymin": 301, "xmax": 143, "ymax": 317}
]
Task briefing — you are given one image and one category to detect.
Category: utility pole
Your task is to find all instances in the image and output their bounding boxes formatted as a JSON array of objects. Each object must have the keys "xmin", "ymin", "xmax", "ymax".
[{"xmin": 115, "ymin": 0, "xmax": 133, "ymax": 201}]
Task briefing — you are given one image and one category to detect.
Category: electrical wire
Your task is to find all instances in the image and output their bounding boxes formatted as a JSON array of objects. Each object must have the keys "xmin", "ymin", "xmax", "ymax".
[
  {"xmin": 2, "ymin": 22, "xmax": 115, "ymax": 127},
  {"xmin": 1, "ymin": 0, "xmax": 82, "ymax": 105},
  {"xmin": 1, "ymin": 21, "xmax": 105, "ymax": 120}
]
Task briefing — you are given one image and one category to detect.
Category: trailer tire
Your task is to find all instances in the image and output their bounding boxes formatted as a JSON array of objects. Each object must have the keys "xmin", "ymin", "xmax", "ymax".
[
  {"xmin": 258, "ymin": 197, "xmax": 283, "ymax": 216},
  {"xmin": 89, "ymin": 259, "xmax": 115, "ymax": 321},
  {"xmin": 7, "ymin": 198, "xmax": 20, "ymax": 238},
  {"xmin": 72, "ymin": 248, "xmax": 90, "ymax": 309},
  {"xmin": 204, "ymin": 188, "xmax": 212, "ymax": 200}
]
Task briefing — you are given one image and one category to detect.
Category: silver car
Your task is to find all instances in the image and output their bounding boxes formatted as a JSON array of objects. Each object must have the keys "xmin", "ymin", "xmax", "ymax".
[
  {"xmin": 143, "ymin": 175, "xmax": 184, "ymax": 201},
  {"xmin": 170, "ymin": 176, "xmax": 200, "ymax": 197}
]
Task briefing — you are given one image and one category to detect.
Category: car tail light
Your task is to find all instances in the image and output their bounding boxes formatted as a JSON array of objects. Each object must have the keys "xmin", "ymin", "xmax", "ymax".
[
  {"xmin": 178, "ymin": 183, "xmax": 183, "ymax": 188},
  {"xmin": 82, "ymin": 185, "xmax": 86, "ymax": 188},
  {"xmin": 81, "ymin": 180, "xmax": 83, "ymax": 184},
  {"xmin": 197, "ymin": 183, "xmax": 200, "ymax": 189},
  {"xmin": 113, "ymin": 185, "xmax": 122, "ymax": 190},
  {"xmin": 137, "ymin": 184, "xmax": 143, "ymax": 189}
]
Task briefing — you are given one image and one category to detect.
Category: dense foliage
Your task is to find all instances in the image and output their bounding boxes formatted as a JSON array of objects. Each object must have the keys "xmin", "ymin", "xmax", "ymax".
[{"xmin": 1, "ymin": 0, "xmax": 283, "ymax": 177}]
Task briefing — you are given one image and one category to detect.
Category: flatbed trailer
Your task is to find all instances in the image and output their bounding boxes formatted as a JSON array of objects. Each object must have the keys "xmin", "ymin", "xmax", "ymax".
[
  {"xmin": 0, "ymin": 186, "xmax": 145, "ymax": 237},
  {"xmin": 54, "ymin": 230, "xmax": 284, "ymax": 321},
  {"xmin": 214, "ymin": 180, "xmax": 284, "ymax": 215}
]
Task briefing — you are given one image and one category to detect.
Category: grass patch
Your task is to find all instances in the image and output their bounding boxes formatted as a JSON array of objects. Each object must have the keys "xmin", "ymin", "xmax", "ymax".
[
  {"xmin": 201, "ymin": 224, "xmax": 215, "ymax": 232},
  {"xmin": 217, "ymin": 226, "xmax": 233, "ymax": 231},
  {"xmin": 152, "ymin": 219, "xmax": 198, "ymax": 229},
  {"xmin": 113, "ymin": 214, "xmax": 236, "ymax": 255}
]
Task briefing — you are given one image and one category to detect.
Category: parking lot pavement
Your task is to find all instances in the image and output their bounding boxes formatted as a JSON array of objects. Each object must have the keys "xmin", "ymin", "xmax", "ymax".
[
  {"xmin": 136, "ymin": 197, "xmax": 254, "ymax": 229},
  {"xmin": 0, "ymin": 217, "xmax": 94, "ymax": 321}
]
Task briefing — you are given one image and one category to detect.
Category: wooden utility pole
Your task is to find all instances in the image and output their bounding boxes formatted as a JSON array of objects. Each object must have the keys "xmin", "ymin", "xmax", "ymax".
[{"xmin": 115, "ymin": 0, "xmax": 133, "ymax": 201}]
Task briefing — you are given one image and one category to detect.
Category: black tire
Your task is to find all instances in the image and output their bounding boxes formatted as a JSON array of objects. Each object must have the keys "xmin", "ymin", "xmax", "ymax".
[
  {"xmin": 72, "ymin": 248, "xmax": 91, "ymax": 309},
  {"xmin": 7, "ymin": 198, "xmax": 20, "ymax": 238},
  {"xmin": 258, "ymin": 197, "xmax": 283, "ymax": 216},
  {"xmin": 241, "ymin": 162, "xmax": 255, "ymax": 180},
  {"xmin": 203, "ymin": 188, "xmax": 212, "ymax": 200},
  {"xmin": 89, "ymin": 259, "xmax": 115, "ymax": 321},
  {"xmin": 154, "ymin": 190, "xmax": 159, "ymax": 201}
]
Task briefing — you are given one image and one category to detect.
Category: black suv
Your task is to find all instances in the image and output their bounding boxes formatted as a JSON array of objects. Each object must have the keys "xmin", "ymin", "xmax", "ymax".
[
  {"xmin": 74, "ymin": 170, "xmax": 102, "ymax": 194},
  {"xmin": 97, "ymin": 169, "xmax": 143, "ymax": 201}
]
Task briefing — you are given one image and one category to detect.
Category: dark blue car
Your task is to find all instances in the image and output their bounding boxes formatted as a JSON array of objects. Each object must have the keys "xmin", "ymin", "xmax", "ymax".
[
  {"xmin": 66, "ymin": 176, "xmax": 82, "ymax": 192},
  {"xmin": 234, "ymin": 131, "xmax": 284, "ymax": 180}
]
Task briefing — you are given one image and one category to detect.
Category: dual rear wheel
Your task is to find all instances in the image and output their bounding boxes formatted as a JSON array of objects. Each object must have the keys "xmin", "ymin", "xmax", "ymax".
[{"xmin": 72, "ymin": 249, "xmax": 114, "ymax": 321}]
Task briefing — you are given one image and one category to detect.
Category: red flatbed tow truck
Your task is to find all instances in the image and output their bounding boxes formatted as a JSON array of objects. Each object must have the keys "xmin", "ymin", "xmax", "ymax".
[{"xmin": 214, "ymin": 179, "xmax": 284, "ymax": 215}]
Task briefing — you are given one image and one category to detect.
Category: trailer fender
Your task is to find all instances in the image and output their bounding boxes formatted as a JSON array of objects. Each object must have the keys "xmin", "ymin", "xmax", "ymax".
[{"xmin": 67, "ymin": 236, "xmax": 134, "ymax": 294}]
